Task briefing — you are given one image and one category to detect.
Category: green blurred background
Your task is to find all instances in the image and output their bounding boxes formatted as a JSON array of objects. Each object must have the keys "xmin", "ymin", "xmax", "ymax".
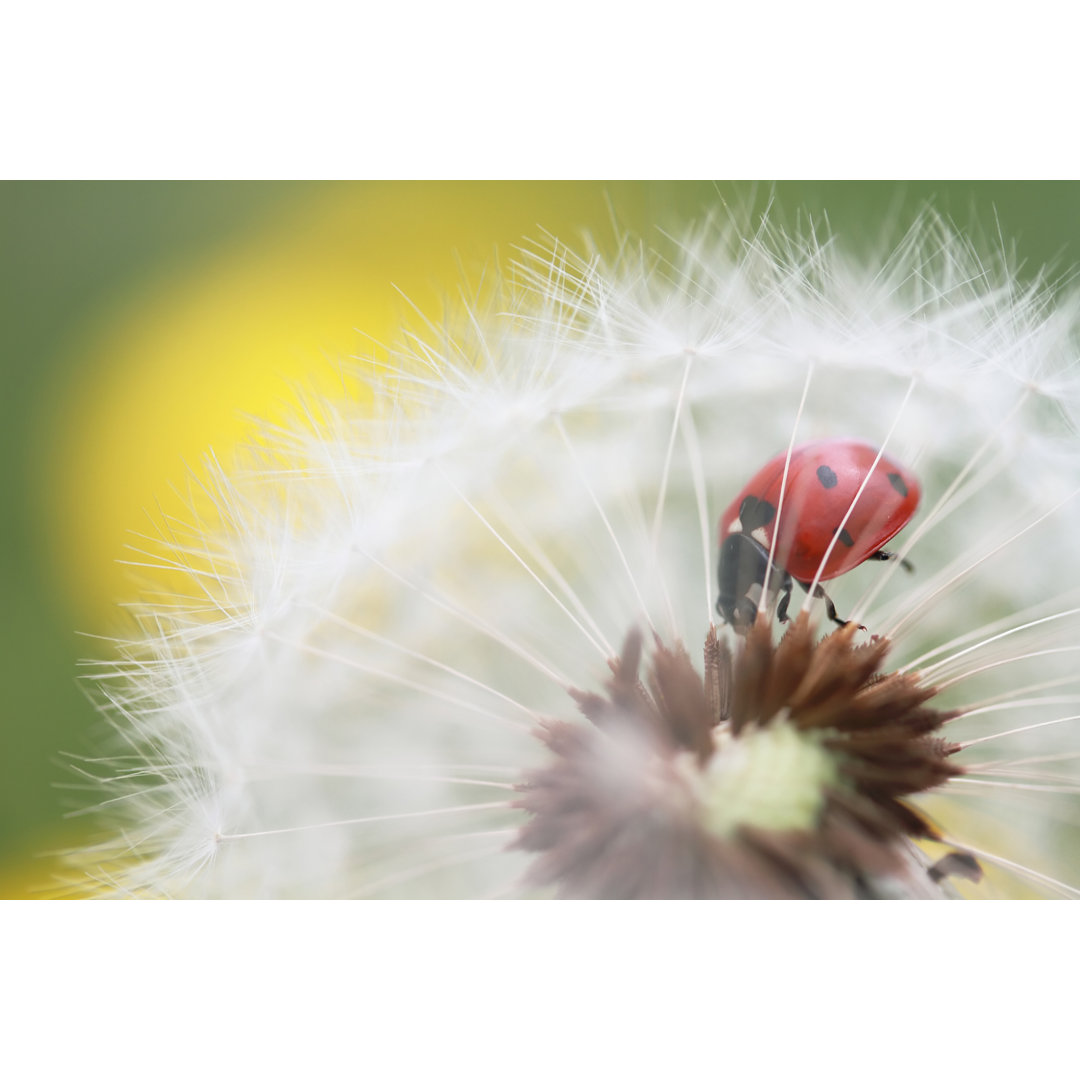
[{"xmin": 3, "ymin": 181, "xmax": 1079, "ymax": 895}]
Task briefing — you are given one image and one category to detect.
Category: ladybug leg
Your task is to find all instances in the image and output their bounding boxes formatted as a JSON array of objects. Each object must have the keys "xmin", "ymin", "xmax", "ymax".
[
  {"xmin": 775, "ymin": 576, "xmax": 794, "ymax": 623},
  {"xmin": 811, "ymin": 585, "xmax": 849, "ymax": 629},
  {"xmin": 795, "ymin": 580, "xmax": 866, "ymax": 631},
  {"xmin": 815, "ymin": 585, "xmax": 868, "ymax": 631},
  {"xmin": 871, "ymin": 548, "xmax": 914, "ymax": 573}
]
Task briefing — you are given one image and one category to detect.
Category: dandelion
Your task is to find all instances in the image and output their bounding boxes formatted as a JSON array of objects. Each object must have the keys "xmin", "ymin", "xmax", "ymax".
[{"xmin": 73, "ymin": 207, "xmax": 1080, "ymax": 898}]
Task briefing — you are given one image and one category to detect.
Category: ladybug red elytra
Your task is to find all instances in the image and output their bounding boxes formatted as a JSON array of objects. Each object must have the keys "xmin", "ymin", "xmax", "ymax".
[{"xmin": 716, "ymin": 438, "xmax": 921, "ymax": 631}]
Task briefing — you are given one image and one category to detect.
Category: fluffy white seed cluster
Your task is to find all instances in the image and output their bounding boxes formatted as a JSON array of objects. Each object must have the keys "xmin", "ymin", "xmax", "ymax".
[{"xmin": 79, "ymin": 210, "xmax": 1080, "ymax": 898}]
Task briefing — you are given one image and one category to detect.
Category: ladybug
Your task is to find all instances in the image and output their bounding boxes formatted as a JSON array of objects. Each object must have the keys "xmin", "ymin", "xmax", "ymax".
[{"xmin": 716, "ymin": 438, "xmax": 921, "ymax": 631}]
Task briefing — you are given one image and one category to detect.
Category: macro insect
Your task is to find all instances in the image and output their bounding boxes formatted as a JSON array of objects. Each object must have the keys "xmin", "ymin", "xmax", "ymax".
[{"xmin": 716, "ymin": 438, "xmax": 921, "ymax": 631}]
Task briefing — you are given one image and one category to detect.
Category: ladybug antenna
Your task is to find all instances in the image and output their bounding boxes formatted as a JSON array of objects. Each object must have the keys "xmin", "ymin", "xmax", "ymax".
[{"xmin": 759, "ymin": 363, "xmax": 814, "ymax": 621}]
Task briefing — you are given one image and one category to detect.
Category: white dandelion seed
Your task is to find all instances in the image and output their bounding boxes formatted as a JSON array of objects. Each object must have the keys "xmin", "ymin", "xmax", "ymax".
[{"xmin": 72, "ymin": 207, "xmax": 1080, "ymax": 898}]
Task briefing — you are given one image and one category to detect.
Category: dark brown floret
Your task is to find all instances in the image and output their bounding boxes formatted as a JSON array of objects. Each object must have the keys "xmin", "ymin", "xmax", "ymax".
[
  {"xmin": 515, "ymin": 612, "xmax": 977, "ymax": 899},
  {"xmin": 928, "ymin": 851, "xmax": 984, "ymax": 885}
]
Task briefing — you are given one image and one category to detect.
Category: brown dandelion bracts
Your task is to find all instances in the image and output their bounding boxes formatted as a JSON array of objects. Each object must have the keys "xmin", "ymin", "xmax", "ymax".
[{"xmin": 515, "ymin": 614, "xmax": 977, "ymax": 899}]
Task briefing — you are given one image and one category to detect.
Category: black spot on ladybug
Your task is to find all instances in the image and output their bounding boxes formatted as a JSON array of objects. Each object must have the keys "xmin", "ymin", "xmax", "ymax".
[
  {"xmin": 738, "ymin": 496, "xmax": 776, "ymax": 531},
  {"xmin": 887, "ymin": 472, "xmax": 909, "ymax": 497},
  {"xmin": 816, "ymin": 465, "xmax": 838, "ymax": 489},
  {"xmin": 833, "ymin": 527, "xmax": 855, "ymax": 547}
]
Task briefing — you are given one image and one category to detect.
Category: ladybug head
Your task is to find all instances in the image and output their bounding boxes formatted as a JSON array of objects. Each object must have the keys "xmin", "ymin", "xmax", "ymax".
[{"xmin": 716, "ymin": 532, "xmax": 792, "ymax": 631}]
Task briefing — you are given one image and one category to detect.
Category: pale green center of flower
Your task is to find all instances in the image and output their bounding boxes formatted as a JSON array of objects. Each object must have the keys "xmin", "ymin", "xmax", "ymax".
[{"xmin": 701, "ymin": 716, "xmax": 838, "ymax": 836}]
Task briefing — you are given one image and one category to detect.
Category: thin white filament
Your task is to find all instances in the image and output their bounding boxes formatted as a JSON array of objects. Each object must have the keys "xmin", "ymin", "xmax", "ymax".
[
  {"xmin": 359, "ymin": 549, "xmax": 573, "ymax": 689},
  {"xmin": 435, "ymin": 461, "xmax": 612, "ymax": 662},
  {"xmin": 676, "ymin": 401, "xmax": 715, "ymax": 624},
  {"xmin": 310, "ymin": 605, "xmax": 541, "ymax": 719},
  {"xmin": 853, "ymin": 392, "xmax": 1031, "ymax": 621},
  {"xmin": 758, "ymin": 361, "xmax": 815, "ymax": 618},
  {"xmin": 801, "ymin": 376, "xmax": 918, "ymax": 617},
  {"xmin": 959, "ymin": 712, "xmax": 1080, "ymax": 749},
  {"xmin": 265, "ymin": 634, "xmax": 533, "ymax": 733},
  {"xmin": 219, "ymin": 799, "xmax": 514, "ymax": 841},
  {"xmin": 886, "ymin": 483, "xmax": 1080, "ymax": 640},
  {"xmin": 936, "ymin": 839, "xmax": 1080, "ymax": 899},
  {"xmin": 554, "ymin": 414, "xmax": 655, "ymax": 635}
]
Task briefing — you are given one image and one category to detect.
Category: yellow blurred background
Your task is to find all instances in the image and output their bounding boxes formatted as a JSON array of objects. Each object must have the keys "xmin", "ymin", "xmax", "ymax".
[{"xmin": 3, "ymin": 181, "xmax": 1079, "ymax": 896}]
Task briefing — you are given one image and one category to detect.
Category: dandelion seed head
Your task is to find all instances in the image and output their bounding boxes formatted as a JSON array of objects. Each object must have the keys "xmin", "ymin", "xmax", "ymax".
[{"xmin": 74, "ymin": 207, "xmax": 1080, "ymax": 898}]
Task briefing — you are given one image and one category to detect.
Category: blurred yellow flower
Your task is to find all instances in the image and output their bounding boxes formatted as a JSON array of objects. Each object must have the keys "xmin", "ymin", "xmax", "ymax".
[{"xmin": 42, "ymin": 182, "xmax": 668, "ymax": 629}]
